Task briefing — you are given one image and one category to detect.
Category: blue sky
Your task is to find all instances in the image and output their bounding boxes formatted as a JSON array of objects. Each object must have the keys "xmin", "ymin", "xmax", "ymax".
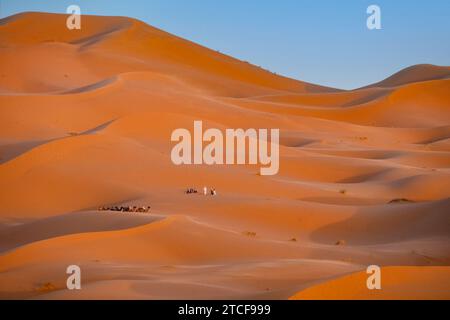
[{"xmin": 1, "ymin": 0, "xmax": 449, "ymax": 89}]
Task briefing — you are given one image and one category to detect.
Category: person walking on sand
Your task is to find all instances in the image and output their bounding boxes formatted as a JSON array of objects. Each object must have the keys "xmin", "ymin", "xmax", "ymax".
[
  {"xmin": 203, "ymin": 186, "xmax": 208, "ymax": 195},
  {"xmin": 211, "ymin": 188, "xmax": 217, "ymax": 196}
]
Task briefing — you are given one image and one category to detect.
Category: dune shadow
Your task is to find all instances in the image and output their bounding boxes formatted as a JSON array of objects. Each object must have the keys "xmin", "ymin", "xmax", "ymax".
[
  {"xmin": 309, "ymin": 198, "xmax": 450, "ymax": 246},
  {"xmin": 0, "ymin": 211, "xmax": 162, "ymax": 253},
  {"xmin": 416, "ymin": 134, "xmax": 450, "ymax": 145},
  {"xmin": 62, "ymin": 77, "xmax": 118, "ymax": 95},
  {"xmin": 0, "ymin": 139, "xmax": 51, "ymax": 164},
  {"xmin": 340, "ymin": 90, "xmax": 390, "ymax": 108},
  {"xmin": 70, "ymin": 24, "xmax": 131, "ymax": 49},
  {"xmin": 337, "ymin": 169, "xmax": 391, "ymax": 184},
  {"xmin": 80, "ymin": 119, "xmax": 117, "ymax": 135}
]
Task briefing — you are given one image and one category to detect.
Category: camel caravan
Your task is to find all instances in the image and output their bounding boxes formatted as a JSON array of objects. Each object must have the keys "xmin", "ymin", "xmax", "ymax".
[{"xmin": 97, "ymin": 205, "xmax": 151, "ymax": 213}]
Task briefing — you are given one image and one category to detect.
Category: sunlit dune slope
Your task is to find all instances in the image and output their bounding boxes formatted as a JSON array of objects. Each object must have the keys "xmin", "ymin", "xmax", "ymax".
[{"xmin": 0, "ymin": 12, "xmax": 449, "ymax": 300}]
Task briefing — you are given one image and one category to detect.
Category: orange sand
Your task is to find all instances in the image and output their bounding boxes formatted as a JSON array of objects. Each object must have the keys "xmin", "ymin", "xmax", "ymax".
[
  {"xmin": 0, "ymin": 12, "xmax": 449, "ymax": 300},
  {"xmin": 290, "ymin": 266, "xmax": 450, "ymax": 300}
]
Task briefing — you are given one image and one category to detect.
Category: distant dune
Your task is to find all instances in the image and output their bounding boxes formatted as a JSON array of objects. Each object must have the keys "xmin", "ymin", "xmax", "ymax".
[{"xmin": 0, "ymin": 12, "xmax": 449, "ymax": 300}]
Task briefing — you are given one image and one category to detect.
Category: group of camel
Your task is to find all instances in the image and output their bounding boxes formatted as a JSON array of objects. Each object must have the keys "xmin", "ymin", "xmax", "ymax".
[{"xmin": 97, "ymin": 205, "xmax": 151, "ymax": 213}]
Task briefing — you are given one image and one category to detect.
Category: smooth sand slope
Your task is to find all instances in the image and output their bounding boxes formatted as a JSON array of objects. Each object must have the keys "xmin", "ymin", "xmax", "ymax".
[
  {"xmin": 0, "ymin": 12, "xmax": 449, "ymax": 299},
  {"xmin": 290, "ymin": 266, "xmax": 450, "ymax": 300}
]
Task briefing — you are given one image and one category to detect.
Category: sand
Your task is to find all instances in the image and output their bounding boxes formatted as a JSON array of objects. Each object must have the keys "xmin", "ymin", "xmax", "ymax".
[{"xmin": 0, "ymin": 12, "xmax": 449, "ymax": 300}]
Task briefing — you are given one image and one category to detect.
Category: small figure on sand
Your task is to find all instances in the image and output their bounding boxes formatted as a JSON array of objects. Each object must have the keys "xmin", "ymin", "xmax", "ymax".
[
  {"xmin": 210, "ymin": 188, "xmax": 217, "ymax": 196},
  {"xmin": 203, "ymin": 186, "xmax": 208, "ymax": 195}
]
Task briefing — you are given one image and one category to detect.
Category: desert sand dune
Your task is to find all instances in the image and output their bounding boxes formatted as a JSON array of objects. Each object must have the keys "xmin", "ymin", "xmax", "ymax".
[
  {"xmin": 225, "ymin": 79, "xmax": 450, "ymax": 127},
  {"xmin": 311, "ymin": 198, "xmax": 450, "ymax": 245},
  {"xmin": 362, "ymin": 64, "xmax": 450, "ymax": 89},
  {"xmin": 253, "ymin": 87, "xmax": 390, "ymax": 108},
  {"xmin": 0, "ymin": 211, "xmax": 161, "ymax": 253},
  {"xmin": 290, "ymin": 266, "xmax": 450, "ymax": 300},
  {"xmin": 0, "ymin": 12, "xmax": 449, "ymax": 300}
]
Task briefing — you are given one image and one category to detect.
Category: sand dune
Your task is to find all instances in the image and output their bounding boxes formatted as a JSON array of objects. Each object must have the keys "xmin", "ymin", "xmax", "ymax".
[
  {"xmin": 290, "ymin": 266, "xmax": 450, "ymax": 300},
  {"xmin": 0, "ymin": 12, "xmax": 449, "ymax": 300},
  {"xmin": 0, "ymin": 211, "xmax": 160, "ymax": 253},
  {"xmin": 362, "ymin": 64, "xmax": 450, "ymax": 89},
  {"xmin": 224, "ymin": 79, "xmax": 450, "ymax": 127}
]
